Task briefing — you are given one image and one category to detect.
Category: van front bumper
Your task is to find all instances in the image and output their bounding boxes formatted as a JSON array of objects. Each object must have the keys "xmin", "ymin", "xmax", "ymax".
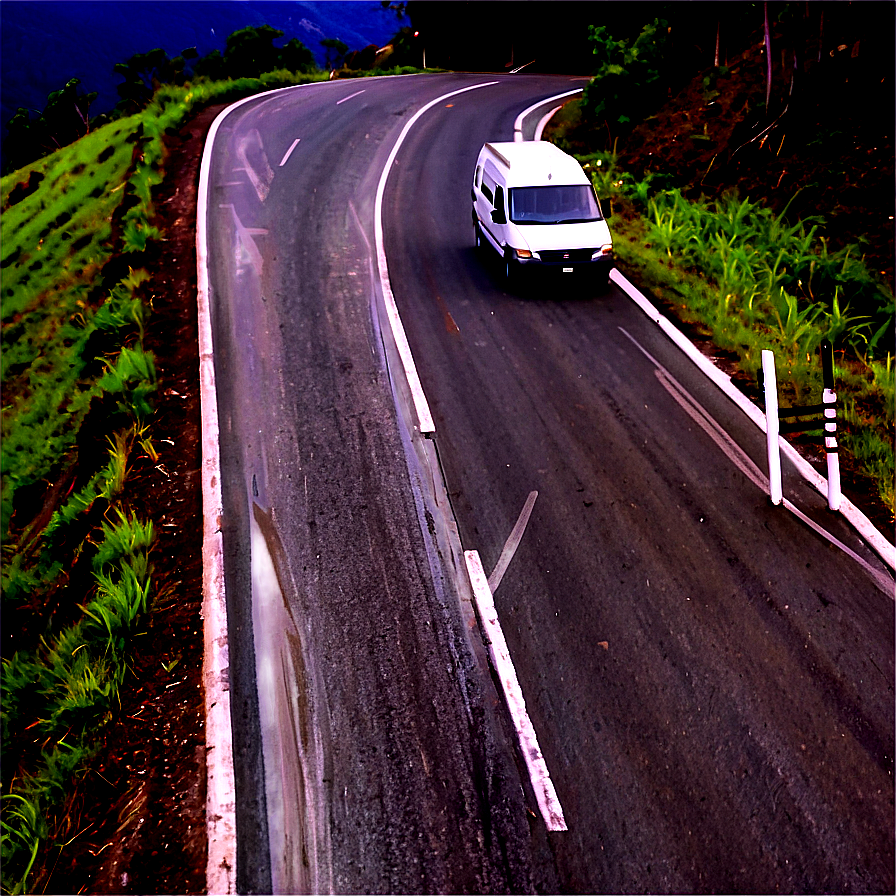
[{"xmin": 515, "ymin": 249, "xmax": 614, "ymax": 275}]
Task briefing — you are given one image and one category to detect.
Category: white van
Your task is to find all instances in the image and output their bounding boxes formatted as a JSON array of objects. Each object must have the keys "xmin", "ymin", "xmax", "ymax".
[{"xmin": 471, "ymin": 141, "xmax": 613, "ymax": 284}]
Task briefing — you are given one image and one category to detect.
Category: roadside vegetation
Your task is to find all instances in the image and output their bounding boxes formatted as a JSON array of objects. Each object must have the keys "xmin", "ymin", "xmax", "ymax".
[
  {"xmin": 548, "ymin": 5, "xmax": 894, "ymax": 520},
  {"xmin": 2, "ymin": 5, "xmax": 892, "ymax": 893},
  {"xmin": 0, "ymin": 20, "xmax": 434, "ymax": 892}
]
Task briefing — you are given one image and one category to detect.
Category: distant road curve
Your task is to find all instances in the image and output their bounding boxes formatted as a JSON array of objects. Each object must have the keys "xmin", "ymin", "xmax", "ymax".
[{"xmin": 198, "ymin": 72, "xmax": 895, "ymax": 895}]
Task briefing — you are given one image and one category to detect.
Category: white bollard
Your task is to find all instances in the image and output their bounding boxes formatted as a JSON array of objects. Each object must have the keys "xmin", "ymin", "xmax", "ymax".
[
  {"xmin": 762, "ymin": 350, "xmax": 783, "ymax": 505},
  {"xmin": 824, "ymin": 387, "xmax": 841, "ymax": 511}
]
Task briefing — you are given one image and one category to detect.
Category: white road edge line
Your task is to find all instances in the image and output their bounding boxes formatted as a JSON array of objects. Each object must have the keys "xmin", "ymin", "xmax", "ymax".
[
  {"xmin": 374, "ymin": 80, "xmax": 499, "ymax": 436},
  {"xmin": 464, "ymin": 550, "xmax": 568, "ymax": 831},
  {"xmin": 198, "ymin": 81, "xmax": 315, "ymax": 896},
  {"xmin": 619, "ymin": 330, "xmax": 893, "ymax": 595},
  {"xmin": 610, "ymin": 268, "xmax": 896, "ymax": 573},
  {"xmin": 514, "ymin": 88, "xmax": 583, "ymax": 141},
  {"xmin": 533, "ymin": 106, "xmax": 563, "ymax": 142},
  {"xmin": 279, "ymin": 138, "xmax": 301, "ymax": 167}
]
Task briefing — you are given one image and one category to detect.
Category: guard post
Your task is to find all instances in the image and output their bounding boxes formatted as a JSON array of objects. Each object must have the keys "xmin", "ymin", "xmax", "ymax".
[
  {"xmin": 820, "ymin": 340, "xmax": 842, "ymax": 511},
  {"xmin": 762, "ymin": 339, "xmax": 841, "ymax": 512},
  {"xmin": 762, "ymin": 349, "xmax": 783, "ymax": 505}
]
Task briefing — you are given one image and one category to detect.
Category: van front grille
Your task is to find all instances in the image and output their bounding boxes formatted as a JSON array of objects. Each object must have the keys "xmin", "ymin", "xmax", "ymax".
[{"xmin": 538, "ymin": 249, "xmax": 594, "ymax": 264}]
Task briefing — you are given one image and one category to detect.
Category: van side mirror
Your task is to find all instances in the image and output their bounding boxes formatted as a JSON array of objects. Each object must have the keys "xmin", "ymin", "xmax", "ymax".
[{"xmin": 491, "ymin": 208, "xmax": 507, "ymax": 225}]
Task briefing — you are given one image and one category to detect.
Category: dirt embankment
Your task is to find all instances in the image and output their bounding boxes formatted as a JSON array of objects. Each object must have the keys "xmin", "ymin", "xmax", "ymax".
[{"xmin": 48, "ymin": 105, "xmax": 226, "ymax": 896}]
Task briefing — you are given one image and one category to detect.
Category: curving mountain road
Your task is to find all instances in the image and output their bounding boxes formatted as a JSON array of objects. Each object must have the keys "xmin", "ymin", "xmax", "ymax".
[{"xmin": 201, "ymin": 73, "xmax": 894, "ymax": 893}]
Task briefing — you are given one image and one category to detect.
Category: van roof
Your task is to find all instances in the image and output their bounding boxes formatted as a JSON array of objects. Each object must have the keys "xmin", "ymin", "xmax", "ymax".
[{"xmin": 482, "ymin": 141, "xmax": 589, "ymax": 188}]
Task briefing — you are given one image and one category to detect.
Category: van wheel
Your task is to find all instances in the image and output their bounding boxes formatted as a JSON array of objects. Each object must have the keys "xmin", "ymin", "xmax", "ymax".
[{"xmin": 503, "ymin": 252, "xmax": 518, "ymax": 287}]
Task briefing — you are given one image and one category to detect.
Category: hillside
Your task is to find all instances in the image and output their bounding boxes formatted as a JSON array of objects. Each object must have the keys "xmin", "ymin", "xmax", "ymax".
[
  {"xmin": 1, "ymin": 0, "xmax": 399, "ymax": 130},
  {"xmin": 554, "ymin": 15, "xmax": 894, "ymax": 291},
  {"xmin": 1, "ymin": 8, "xmax": 893, "ymax": 889}
]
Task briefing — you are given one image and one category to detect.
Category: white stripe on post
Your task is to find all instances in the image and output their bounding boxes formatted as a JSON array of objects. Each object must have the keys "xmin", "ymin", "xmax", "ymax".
[
  {"xmin": 463, "ymin": 550, "xmax": 567, "ymax": 832},
  {"xmin": 824, "ymin": 387, "xmax": 841, "ymax": 511},
  {"xmin": 762, "ymin": 350, "xmax": 783, "ymax": 505}
]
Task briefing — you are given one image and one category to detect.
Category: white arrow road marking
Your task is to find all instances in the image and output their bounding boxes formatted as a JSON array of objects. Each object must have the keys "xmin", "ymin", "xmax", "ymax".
[
  {"xmin": 279, "ymin": 138, "xmax": 301, "ymax": 167},
  {"xmin": 237, "ymin": 129, "xmax": 274, "ymax": 202},
  {"xmin": 220, "ymin": 204, "xmax": 268, "ymax": 277},
  {"xmin": 489, "ymin": 490, "xmax": 538, "ymax": 592}
]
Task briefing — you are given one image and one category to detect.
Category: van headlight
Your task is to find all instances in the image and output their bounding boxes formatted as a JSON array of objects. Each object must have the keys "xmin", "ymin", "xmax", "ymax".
[
  {"xmin": 592, "ymin": 244, "xmax": 613, "ymax": 259},
  {"xmin": 515, "ymin": 248, "xmax": 533, "ymax": 259}
]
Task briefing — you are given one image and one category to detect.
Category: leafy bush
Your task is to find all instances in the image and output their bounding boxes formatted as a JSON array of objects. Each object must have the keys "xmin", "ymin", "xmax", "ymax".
[{"xmin": 582, "ymin": 18, "xmax": 669, "ymax": 129}]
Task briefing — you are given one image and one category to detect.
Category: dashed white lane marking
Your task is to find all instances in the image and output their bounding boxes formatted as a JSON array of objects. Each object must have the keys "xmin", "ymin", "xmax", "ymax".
[
  {"xmin": 464, "ymin": 550, "xmax": 568, "ymax": 831},
  {"xmin": 279, "ymin": 138, "xmax": 301, "ymax": 167},
  {"xmin": 336, "ymin": 88, "xmax": 366, "ymax": 105}
]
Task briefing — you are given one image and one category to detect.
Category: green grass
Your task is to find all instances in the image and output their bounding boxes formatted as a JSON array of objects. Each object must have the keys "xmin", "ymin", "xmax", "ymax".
[
  {"xmin": 0, "ymin": 63, "xmax": 394, "ymax": 895},
  {"xmin": 582, "ymin": 150, "xmax": 895, "ymax": 513},
  {"xmin": 2, "ymin": 107, "xmax": 159, "ymax": 896}
]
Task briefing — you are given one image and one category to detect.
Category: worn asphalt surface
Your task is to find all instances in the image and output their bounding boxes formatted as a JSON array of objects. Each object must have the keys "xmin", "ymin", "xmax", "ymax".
[{"xmin": 202, "ymin": 74, "xmax": 894, "ymax": 893}]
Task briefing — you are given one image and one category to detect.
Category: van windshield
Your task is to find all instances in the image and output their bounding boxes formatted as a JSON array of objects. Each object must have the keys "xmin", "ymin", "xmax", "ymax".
[{"xmin": 509, "ymin": 185, "xmax": 602, "ymax": 225}]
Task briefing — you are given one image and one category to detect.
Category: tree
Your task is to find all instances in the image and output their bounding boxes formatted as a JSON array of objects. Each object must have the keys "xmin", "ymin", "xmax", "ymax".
[
  {"xmin": 192, "ymin": 49, "xmax": 227, "ymax": 81},
  {"xmin": 223, "ymin": 25, "xmax": 285, "ymax": 79},
  {"xmin": 42, "ymin": 78, "xmax": 96, "ymax": 145},
  {"xmin": 582, "ymin": 18, "xmax": 669, "ymax": 134},
  {"xmin": 321, "ymin": 37, "xmax": 348, "ymax": 71},
  {"xmin": 114, "ymin": 48, "xmax": 173, "ymax": 115},
  {"xmin": 279, "ymin": 37, "xmax": 316, "ymax": 74},
  {"xmin": 2, "ymin": 78, "xmax": 96, "ymax": 173}
]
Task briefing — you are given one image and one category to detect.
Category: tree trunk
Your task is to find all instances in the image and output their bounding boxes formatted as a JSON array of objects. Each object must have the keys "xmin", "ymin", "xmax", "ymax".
[{"xmin": 764, "ymin": 2, "xmax": 773, "ymax": 111}]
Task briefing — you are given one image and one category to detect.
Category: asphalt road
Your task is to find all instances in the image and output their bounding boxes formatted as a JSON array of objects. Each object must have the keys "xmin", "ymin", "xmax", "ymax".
[{"xmin": 203, "ymin": 73, "xmax": 895, "ymax": 893}]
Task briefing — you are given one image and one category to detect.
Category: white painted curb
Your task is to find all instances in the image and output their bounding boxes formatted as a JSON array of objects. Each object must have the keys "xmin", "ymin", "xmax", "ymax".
[
  {"xmin": 464, "ymin": 550, "xmax": 568, "ymax": 831},
  {"xmin": 513, "ymin": 88, "xmax": 583, "ymax": 141},
  {"xmin": 610, "ymin": 268, "xmax": 896, "ymax": 572},
  {"xmin": 196, "ymin": 83, "xmax": 315, "ymax": 896}
]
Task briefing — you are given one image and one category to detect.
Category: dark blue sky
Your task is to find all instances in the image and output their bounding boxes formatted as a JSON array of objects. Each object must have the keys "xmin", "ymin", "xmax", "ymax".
[{"xmin": 1, "ymin": 1, "xmax": 401, "ymax": 126}]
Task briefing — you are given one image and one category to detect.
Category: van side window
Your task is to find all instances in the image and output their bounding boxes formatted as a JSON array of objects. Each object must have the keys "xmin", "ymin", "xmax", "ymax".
[
  {"xmin": 474, "ymin": 165, "xmax": 482, "ymax": 189},
  {"xmin": 494, "ymin": 185, "xmax": 505, "ymax": 213},
  {"xmin": 481, "ymin": 171, "xmax": 495, "ymax": 204}
]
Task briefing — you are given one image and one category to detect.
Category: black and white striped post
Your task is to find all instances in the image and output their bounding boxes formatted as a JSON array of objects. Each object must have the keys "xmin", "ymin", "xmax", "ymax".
[
  {"xmin": 762, "ymin": 339, "xmax": 841, "ymax": 511},
  {"xmin": 820, "ymin": 341, "xmax": 842, "ymax": 511}
]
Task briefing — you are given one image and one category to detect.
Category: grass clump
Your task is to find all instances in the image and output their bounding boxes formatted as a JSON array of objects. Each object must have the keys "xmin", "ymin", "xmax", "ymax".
[
  {"xmin": 581, "ymin": 149, "xmax": 894, "ymax": 514},
  {"xmin": 1, "ymin": 62, "xmax": 340, "ymax": 895},
  {"xmin": 1, "ymin": 105, "xmax": 161, "ymax": 896}
]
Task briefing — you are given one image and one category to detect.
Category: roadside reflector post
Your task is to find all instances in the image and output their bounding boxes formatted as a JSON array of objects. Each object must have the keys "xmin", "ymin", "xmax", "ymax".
[
  {"xmin": 762, "ymin": 349, "xmax": 784, "ymax": 505},
  {"xmin": 821, "ymin": 339, "xmax": 841, "ymax": 511}
]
